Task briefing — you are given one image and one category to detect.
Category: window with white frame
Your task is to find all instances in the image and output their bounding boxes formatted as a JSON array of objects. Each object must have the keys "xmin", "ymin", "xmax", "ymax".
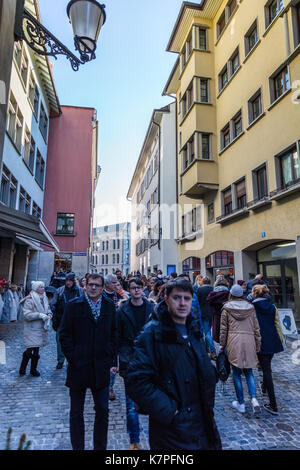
[
  {"xmin": 32, "ymin": 201, "xmax": 41, "ymax": 218},
  {"xmin": 0, "ymin": 165, "xmax": 18, "ymax": 209},
  {"xmin": 28, "ymin": 72, "xmax": 40, "ymax": 117},
  {"xmin": 181, "ymin": 205, "xmax": 201, "ymax": 237},
  {"xmin": 35, "ymin": 150, "xmax": 45, "ymax": 188},
  {"xmin": 23, "ymin": 126, "xmax": 36, "ymax": 173},
  {"xmin": 19, "ymin": 186, "xmax": 31, "ymax": 214},
  {"xmin": 20, "ymin": 48, "xmax": 29, "ymax": 88},
  {"xmin": 7, "ymin": 92, "xmax": 24, "ymax": 153},
  {"xmin": 245, "ymin": 19, "xmax": 259, "ymax": 57}
]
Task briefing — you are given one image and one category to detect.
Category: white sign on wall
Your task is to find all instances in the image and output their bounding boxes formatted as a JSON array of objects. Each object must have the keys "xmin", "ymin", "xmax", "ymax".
[{"xmin": 277, "ymin": 309, "xmax": 298, "ymax": 338}]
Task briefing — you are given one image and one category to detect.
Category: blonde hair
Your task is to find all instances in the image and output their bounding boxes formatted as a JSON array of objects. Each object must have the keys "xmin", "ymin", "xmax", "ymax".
[
  {"xmin": 195, "ymin": 274, "xmax": 204, "ymax": 287},
  {"xmin": 252, "ymin": 284, "xmax": 269, "ymax": 297},
  {"xmin": 214, "ymin": 275, "xmax": 229, "ymax": 288}
]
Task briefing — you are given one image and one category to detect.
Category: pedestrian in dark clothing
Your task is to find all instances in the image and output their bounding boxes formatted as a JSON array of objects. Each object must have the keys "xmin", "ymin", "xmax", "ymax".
[
  {"xmin": 125, "ymin": 278, "xmax": 221, "ymax": 451},
  {"xmin": 197, "ymin": 277, "xmax": 216, "ymax": 359},
  {"xmin": 51, "ymin": 272, "xmax": 82, "ymax": 369},
  {"xmin": 117, "ymin": 277, "xmax": 155, "ymax": 449},
  {"xmin": 59, "ymin": 274, "xmax": 117, "ymax": 450},
  {"xmin": 50, "ymin": 268, "xmax": 66, "ymax": 289},
  {"xmin": 252, "ymin": 284, "xmax": 284, "ymax": 415},
  {"xmin": 207, "ymin": 275, "xmax": 230, "ymax": 343}
]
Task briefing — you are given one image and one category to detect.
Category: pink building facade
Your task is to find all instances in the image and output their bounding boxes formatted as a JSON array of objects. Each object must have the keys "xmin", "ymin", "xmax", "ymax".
[{"xmin": 36, "ymin": 105, "xmax": 99, "ymax": 283}]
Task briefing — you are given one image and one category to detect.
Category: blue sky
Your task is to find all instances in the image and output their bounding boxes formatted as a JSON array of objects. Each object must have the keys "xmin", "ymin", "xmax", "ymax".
[{"xmin": 38, "ymin": 0, "xmax": 183, "ymax": 226}]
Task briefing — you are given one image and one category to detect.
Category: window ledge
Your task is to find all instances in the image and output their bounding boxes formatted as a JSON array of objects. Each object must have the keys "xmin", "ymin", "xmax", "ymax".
[
  {"xmin": 217, "ymin": 65, "xmax": 242, "ymax": 99},
  {"xmin": 216, "ymin": 207, "xmax": 249, "ymax": 224},
  {"xmin": 268, "ymin": 88, "xmax": 291, "ymax": 111},
  {"xmin": 177, "ymin": 228, "xmax": 203, "ymax": 244},
  {"xmin": 219, "ymin": 131, "xmax": 245, "ymax": 156},
  {"xmin": 247, "ymin": 197, "xmax": 272, "ymax": 210},
  {"xmin": 246, "ymin": 112, "xmax": 266, "ymax": 131},
  {"xmin": 215, "ymin": 6, "xmax": 239, "ymax": 46},
  {"xmin": 54, "ymin": 232, "xmax": 76, "ymax": 237},
  {"xmin": 263, "ymin": 9, "xmax": 284, "ymax": 38},
  {"xmin": 243, "ymin": 39, "xmax": 261, "ymax": 64},
  {"xmin": 270, "ymin": 180, "xmax": 300, "ymax": 200}
]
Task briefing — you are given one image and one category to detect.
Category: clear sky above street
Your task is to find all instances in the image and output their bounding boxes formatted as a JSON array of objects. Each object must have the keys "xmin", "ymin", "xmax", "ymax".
[{"xmin": 38, "ymin": 0, "xmax": 184, "ymax": 226}]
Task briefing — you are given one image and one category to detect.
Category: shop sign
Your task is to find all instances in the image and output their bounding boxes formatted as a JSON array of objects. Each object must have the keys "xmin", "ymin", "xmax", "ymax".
[{"xmin": 277, "ymin": 309, "xmax": 298, "ymax": 338}]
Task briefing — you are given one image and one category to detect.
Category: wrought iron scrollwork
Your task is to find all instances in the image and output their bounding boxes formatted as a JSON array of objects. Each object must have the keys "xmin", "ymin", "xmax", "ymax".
[{"xmin": 22, "ymin": 9, "xmax": 83, "ymax": 71}]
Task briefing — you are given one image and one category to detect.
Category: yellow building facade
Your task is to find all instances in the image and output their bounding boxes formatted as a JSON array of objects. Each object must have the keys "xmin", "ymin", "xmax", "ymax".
[{"xmin": 164, "ymin": 0, "xmax": 300, "ymax": 323}]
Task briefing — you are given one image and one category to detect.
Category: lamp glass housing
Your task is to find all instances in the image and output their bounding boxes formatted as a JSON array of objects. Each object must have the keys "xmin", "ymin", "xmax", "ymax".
[{"xmin": 67, "ymin": 0, "xmax": 105, "ymax": 52}]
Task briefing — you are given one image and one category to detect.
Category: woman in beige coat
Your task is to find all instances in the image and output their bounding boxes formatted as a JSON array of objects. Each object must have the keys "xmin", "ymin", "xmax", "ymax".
[
  {"xmin": 219, "ymin": 284, "xmax": 261, "ymax": 414},
  {"xmin": 19, "ymin": 281, "xmax": 52, "ymax": 377}
]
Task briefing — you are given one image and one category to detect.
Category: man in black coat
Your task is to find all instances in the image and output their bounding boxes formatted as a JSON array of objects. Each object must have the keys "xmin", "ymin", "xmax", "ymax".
[
  {"xmin": 125, "ymin": 278, "xmax": 221, "ymax": 451},
  {"xmin": 197, "ymin": 276, "xmax": 216, "ymax": 360},
  {"xmin": 117, "ymin": 277, "xmax": 155, "ymax": 449},
  {"xmin": 51, "ymin": 272, "xmax": 82, "ymax": 369},
  {"xmin": 59, "ymin": 274, "xmax": 117, "ymax": 450}
]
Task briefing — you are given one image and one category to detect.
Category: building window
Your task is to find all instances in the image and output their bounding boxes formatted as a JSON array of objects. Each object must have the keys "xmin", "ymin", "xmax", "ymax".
[
  {"xmin": 117, "ymin": 254, "xmax": 120, "ymax": 264},
  {"xmin": 253, "ymin": 165, "xmax": 268, "ymax": 200},
  {"xmin": 32, "ymin": 201, "xmax": 41, "ymax": 218},
  {"xmin": 235, "ymin": 179, "xmax": 247, "ymax": 209},
  {"xmin": 228, "ymin": 0, "xmax": 237, "ymax": 17},
  {"xmin": 279, "ymin": 146, "xmax": 300, "ymax": 187},
  {"xmin": 39, "ymin": 103, "xmax": 48, "ymax": 141},
  {"xmin": 117, "ymin": 239, "xmax": 120, "ymax": 249},
  {"xmin": 112, "ymin": 254, "xmax": 115, "ymax": 264},
  {"xmin": 102, "ymin": 255, "xmax": 105, "ymax": 264},
  {"xmin": 248, "ymin": 89, "xmax": 262, "ymax": 124},
  {"xmin": 221, "ymin": 124, "xmax": 230, "ymax": 150},
  {"xmin": 113, "ymin": 239, "xmax": 116, "ymax": 250},
  {"xmin": 20, "ymin": 48, "xmax": 29, "ymax": 88},
  {"xmin": 233, "ymin": 111, "xmax": 242, "ymax": 139},
  {"xmin": 56, "ymin": 213, "xmax": 75, "ymax": 235},
  {"xmin": 217, "ymin": 11, "xmax": 226, "ymax": 38},
  {"xmin": 106, "ymin": 241, "xmax": 109, "ymax": 250},
  {"xmin": 35, "ymin": 150, "xmax": 45, "ymax": 188},
  {"xmin": 14, "ymin": 41, "xmax": 22, "ymax": 69},
  {"xmin": 266, "ymin": 0, "xmax": 283, "ymax": 27},
  {"xmin": 182, "ymin": 206, "xmax": 201, "ymax": 238},
  {"xmin": 207, "ymin": 203, "xmax": 215, "ymax": 223},
  {"xmin": 219, "ymin": 65, "xmax": 228, "ymax": 91},
  {"xmin": 270, "ymin": 66, "xmax": 290, "ymax": 102},
  {"xmin": 0, "ymin": 166, "xmax": 18, "ymax": 209},
  {"xmin": 181, "ymin": 134, "xmax": 197, "ymax": 171},
  {"xmin": 200, "ymin": 79, "xmax": 209, "ymax": 103},
  {"xmin": 199, "ymin": 29, "xmax": 207, "ymax": 50},
  {"xmin": 106, "ymin": 255, "xmax": 108, "ymax": 265},
  {"xmin": 23, "ymin": 127, "xmax": 35, "ymax": 172},
  {"xmin": 154, "ymin": 151, "xmax": 159, "ymax": 173},
  {"xmin": 230, "ymin": 48, "xmax": 240, "ymax": 75},
  {"xmin": 245, "ymin": 20, "xmax": 258, "ymax": 56},
  {"xmin": 223, "ymin": 188, "xmax": 232, "ymax": 215},
  {"xmin": 7, "ymin": 92, "xmax": 23, "ymax": 153},
  {"xmin": 19, "ymin": 186, "xmax": 31, "ymax": 214},
  {"xmin": 28, "ymin": 72, "xmax": 40, "ymax": 117},
  {"xmin": 292, "ymin": 1, "xmax": 300, "ymax": 47},
  {"xmin": 202, "ymin": 133, "xmax": 211, "ymax": 160}
]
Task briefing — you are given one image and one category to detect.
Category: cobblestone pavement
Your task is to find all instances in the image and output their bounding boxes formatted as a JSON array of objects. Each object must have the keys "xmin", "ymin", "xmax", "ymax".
[{"xmin": 1, "ymin": 320, "xmax": 299, "ymax": 450}]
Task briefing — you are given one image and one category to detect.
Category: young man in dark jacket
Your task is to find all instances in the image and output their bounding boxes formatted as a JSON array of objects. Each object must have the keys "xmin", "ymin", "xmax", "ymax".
[
  {"xmin": 51, "ymin": 272, "xmax": 82, "ymax": 369},
  {"xmin": 59, "ymin": 274, "xmax": 117, "ymax": 450},
  {"xmin": 197, "ymin": 277, "xmax": 216, "ymax": 359},
  {"xmin": 117, "ymin": 277, "xmax": 155, "ymax": 449},
  {"xmin": 125, "ymin": 278, "xmax": 221, "ymax": 451}
]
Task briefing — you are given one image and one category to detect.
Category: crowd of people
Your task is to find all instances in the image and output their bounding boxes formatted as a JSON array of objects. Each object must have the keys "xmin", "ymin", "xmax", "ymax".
[{"xmin": 0, "ymin": 267, "xmax": 285, "ymax": 450}]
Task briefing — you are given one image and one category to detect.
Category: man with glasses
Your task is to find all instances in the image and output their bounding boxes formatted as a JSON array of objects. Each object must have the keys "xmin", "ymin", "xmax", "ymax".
[
  {"xmin": 117, "ymin": 277, "xmax": 155, "ymax": 450},
  {"xmin": 59, "ymin": 273, "xmax": 117, "ymax": 450}
]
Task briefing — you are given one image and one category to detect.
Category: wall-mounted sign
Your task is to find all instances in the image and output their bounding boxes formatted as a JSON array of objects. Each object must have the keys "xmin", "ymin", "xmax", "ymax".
[
  {"xmin": 73, "ymin": 253, "xmax": 87, "ymax": 256},
  {"xmin": 261, "ymin": 232, "xmax": 266, "ymax": 238},
  {"xmin": 277, "ymin": 309, "xmax": 298, "ymax": 338}
]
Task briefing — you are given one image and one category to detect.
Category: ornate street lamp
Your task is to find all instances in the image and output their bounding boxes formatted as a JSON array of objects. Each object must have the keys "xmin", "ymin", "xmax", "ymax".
[{"xmin": 14, "ymin": 0, "xmax": 106, "ymax": 71}]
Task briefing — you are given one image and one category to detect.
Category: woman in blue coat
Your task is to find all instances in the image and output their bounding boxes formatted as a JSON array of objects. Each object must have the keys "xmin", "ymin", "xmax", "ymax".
[{"xmin": 252, "ymin": 284, "xmax": 284, "ymax": 415}]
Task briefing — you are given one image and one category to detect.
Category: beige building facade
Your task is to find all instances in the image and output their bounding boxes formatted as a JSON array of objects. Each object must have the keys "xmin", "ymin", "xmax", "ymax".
[{"xmin": 164, "ymin": 0, "xmax": 300, "ymax": 323}]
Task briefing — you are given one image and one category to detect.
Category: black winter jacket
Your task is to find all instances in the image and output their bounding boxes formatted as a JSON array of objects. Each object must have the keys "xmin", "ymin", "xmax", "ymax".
[
  {"xmin": 125, "ymin": 304, "xmax": 221, "ymax": 450},
  {"xmin": 117, "ymin": 298, "xmax": 155, "ymax": 378},
  {"xmin": 59, "ymin": 294, "xmax": 117, "ymax": 390},
  {"xmin": 197, "ymin": 285, "xmax": 214, "ymax": 320},
  {"xmin": 51, "ymin": 284, "xmax": 82, "ymax": 331}
]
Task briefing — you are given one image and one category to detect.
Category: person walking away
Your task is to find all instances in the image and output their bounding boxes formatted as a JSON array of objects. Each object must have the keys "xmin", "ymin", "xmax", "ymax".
[
  {"xmin": 193, "ymin": 274, "xmax": 203, "ymax": 294},
  {"xmin": 59, "ymin": 274, "xmax": 117, "ymax": 450},
  {"xmin": 117, "ymin": 277, "xmax": 155, "ymax": 450},
  {"xmin": 104, "ymin": 274, "xmax": 123, "ymax": 401},
  {"xmin": 207, "ymin": 276, "xmax": 230, "ymax": 344},
  {"xmin": 237, "ymin": 280, "xmax": 247, "ymax": 298},
  {"xmin": 197, "ymin": 277, "xmax": 216, "ymax": 360},
  {"xmin": 50, "ymin": 268, "xmax": 66, "ymax": 289},
  {"xmin": 252, "ymin": 284, "xmax": 284, "ymax": 415},
  {"xmin": 219, "ymin": 284, "xmax": 261, "ymax": 414},
  {"xmin": 125, "ymin": 278, "xmax": 221, "ymax": 450},
  {"xmin": 19, "ymin": 281, "xmax": 52, "ymax": 376},
  {"xmin": 1, "ymin": 282, "xmax": 15, "ymax": 323},
  {"xmin": 51, "ymin": 272, "xmax": 82, "ymax": 370}
]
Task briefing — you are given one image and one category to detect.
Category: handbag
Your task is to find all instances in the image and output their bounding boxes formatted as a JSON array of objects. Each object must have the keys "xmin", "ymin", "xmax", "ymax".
[{"xmin": 216, "ymin": 351, "xmax": 231, "ymax": 382}]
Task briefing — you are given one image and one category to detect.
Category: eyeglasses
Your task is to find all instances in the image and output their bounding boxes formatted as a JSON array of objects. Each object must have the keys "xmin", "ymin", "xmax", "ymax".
[
  {"xmin": 130, "ymin": 286, "xmax": 142, "ymax": 291},
  {"xmin": 87, "ymin": 283, "xmax": 103, "ymax": 288}
]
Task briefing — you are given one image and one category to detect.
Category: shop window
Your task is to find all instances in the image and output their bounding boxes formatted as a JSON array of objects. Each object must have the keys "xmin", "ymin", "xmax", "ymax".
[
  {"xmin": 205, "ymin": 250, "xmax": 234, "ymax": 268},
  {"xmin": 56, "ymin": 213, "xmax": 75, "ymax": 235}
]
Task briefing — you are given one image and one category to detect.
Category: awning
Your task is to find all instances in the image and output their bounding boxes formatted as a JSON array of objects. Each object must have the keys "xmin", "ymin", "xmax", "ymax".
[
  {"xmin": 0, "ymin": 204, "xmax": 59, "ymax": 251},
  {"xmin": 16, "ymin": 235, "xmax": 43, "ymax": 251}
]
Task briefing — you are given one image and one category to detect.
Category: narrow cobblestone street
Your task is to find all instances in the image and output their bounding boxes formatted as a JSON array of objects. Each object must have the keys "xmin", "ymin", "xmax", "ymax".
[{"xmin": 1, "ymin": 320, "xmax": 299, "ymax": 451}]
